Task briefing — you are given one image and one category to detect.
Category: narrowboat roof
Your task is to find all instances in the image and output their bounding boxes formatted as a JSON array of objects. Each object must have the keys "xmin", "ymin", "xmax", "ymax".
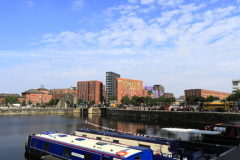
[
  {"xmin": 76, "ymin": 128, "xmax": 177, "ymax": 145},
  {"xmin": 33, "ymin": 132, "xmax": 146, "ymax": 158}
]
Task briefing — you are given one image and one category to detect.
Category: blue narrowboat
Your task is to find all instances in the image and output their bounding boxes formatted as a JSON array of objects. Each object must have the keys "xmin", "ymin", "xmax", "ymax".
[{"xmin": 25, "ymin": 131, "xmax": 153, "ymax": 160}]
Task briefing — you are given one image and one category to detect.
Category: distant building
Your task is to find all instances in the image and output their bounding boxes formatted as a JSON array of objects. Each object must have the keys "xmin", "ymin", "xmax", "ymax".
[
  {"xmin": 67, "ymin": 86, "xmax": 77, "ymax": 90},
  {"xmin": 0, "ymin": 93, "xmax": 25, "ymax": 105},
  {"xmin": 142, "ymin": 89, "xmax": 148, "ymax": 97},
  {"xmin": 144, "ymin": 84, "xmax": 165, "ymax": 98},
  {"xmin": 184, "ymin": 89, "xmax": 231, "ymax": 100},
  {"xmin": 178, "ymin": 95, "xmax": 185, "ymax": 100},
  {"xmin": 232, "ymin": 79, "xmax": 240, "ymax": 92},
  {"xmin": 77, "ymin": 80, "xmax": 105, "ymax": 105},
  {"xmin": 106, "ymin": 72, "xmax": 120, "ymax": 101},
  {"xmin": 49, "ymin": 89, "xmax": 78, "ymax": 100},
  {"xmin": 116, "ymin": 78, "xmax": 143, "ymax": 104},
  {"xmin": 164, "ymin": 93, "xmax": 174, "ymax": 98},
  {"xmin": 22, "ymin": 87, "xmax": 52, "ymax": 105}
]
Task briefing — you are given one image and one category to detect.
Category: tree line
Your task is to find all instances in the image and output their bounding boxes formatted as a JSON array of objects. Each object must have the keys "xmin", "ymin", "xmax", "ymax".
[{"xmin": 108, "ymin": 95, "xmax": 176, "ymax": 106}]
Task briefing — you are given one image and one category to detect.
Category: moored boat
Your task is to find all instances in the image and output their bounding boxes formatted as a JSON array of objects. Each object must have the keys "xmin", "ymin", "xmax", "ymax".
[
  {"xmin": 25, "ymin": 131, "xmax": 154, "ymax": 160},
  {"xmin": 75, "ymin": 128, "xmax": 204, "ymax": 160}
]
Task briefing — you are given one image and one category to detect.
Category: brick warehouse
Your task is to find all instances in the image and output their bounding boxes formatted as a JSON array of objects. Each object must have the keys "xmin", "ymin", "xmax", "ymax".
[
  {"xmin": 77, "ymin": 80, "xmax": 106, "ymax": 105},
  {"xmin": 184, "ymin": 89, "xmax": 231, "ymax": 100},
  {"xmin": 49, "ymin": 89, "xmax": 77, "ymax": 100},
  {"xmin": 22, "ymin": 87, "xmax": 52, "ymax": 105},
  {"xmin": 116, "ymin": 78, "xmax": 143, "ymax": 104}
]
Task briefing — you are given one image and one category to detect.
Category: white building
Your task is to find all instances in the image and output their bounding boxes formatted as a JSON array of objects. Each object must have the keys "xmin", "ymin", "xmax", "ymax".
[{"xmin": 232, "ymin": 79, "xmax": 240, "ymax": 92}]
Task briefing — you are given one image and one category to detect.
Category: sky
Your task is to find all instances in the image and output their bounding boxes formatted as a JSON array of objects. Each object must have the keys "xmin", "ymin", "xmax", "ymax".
[{"xmin": 0, "ymin": 0, "xmax": 240, "ymax": 98}]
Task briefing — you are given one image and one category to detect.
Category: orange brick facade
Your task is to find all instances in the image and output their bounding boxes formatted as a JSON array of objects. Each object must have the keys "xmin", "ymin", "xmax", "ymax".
[
  {"xmin": 184, "ymin": 89, "xmax": 231, "ymax": 100},
  {"xmin": 116, "ymin": 78, "xmax": 143, "ymax": 104},
  {"xmin": 49, "ymin": 89, "xmax": 77, "ymax": 100},
  {"xmin": 77, "ymin": 80, "xmax": 105, "ymax": 105},
  {"xmin": 22, "ymin": 88, "xmax": 52, "ymax": 105},
  {"xmin": 142, "ymin": 89, "xmax": 148, "ymax": 97}
]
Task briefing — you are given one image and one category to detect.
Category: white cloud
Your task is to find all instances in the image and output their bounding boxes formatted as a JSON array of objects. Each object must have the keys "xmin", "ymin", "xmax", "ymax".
[
  {"xmin": 128, "ymin": 0, "xmax": 137, "ymax": 3},
  {"xmin": 210, "ymin": 0, "xmax": 218, "ymax": 4},
  {"xmin": 3, "ymin": 1, "xmax": 240, "ymax": 96},
  {"xmin": 141, "ymin": 0, "xmax": 155, "ymax": 5},
  {"xmin": 72, "ymin": 0, "xmax": 84, "ymax": 10},
  {"xmin": 158, "ymin": 0, "xmax": 184, "ymax": 8},
  {"xmin": 26, "ymin": 1, "xmax": 34, "ymax": 8}
]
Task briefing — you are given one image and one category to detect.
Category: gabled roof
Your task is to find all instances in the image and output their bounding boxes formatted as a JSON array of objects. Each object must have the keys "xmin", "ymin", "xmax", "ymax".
[
  {"xmin": 37, "ymin": 87, "xmax": 49, "ymax": 91},
  {"xmin": 22, "ymin": 89, "xmax": 45, "ymax": 94},
  {"xmin": 0, "ymin": 93, "xmax": 21, "ymax": 97}
]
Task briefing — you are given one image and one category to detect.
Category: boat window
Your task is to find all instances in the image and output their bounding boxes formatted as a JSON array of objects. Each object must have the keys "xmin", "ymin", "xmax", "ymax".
[
  {"xmin": 96, "ymin": 142, "xmax": 108, "ymax": 146},
  {"xmin": 63, "ymin": 148, "xmax": 72, "ymax": 158},
  {"xmin": 75, "ymin": 138, "xmax": 86, "ymax": 141},
  {"xmin": 43, "ymin": 142, "xmax": 50, "ymax": 151},
  {"xmin": 82, "ymin": 134, "xmax": 87, "ymax": 137},
  {"xmin": 102, "ymin": 157, "xmax": 111, "ymax": 160},
  {"xmin": 113, "ymin": 140, "xmax": 119, "ymax": 143},
  {"xmin": 58, "ymin": 135, "xmax": 68, "ymax": 137},
  {"xmin": 96, "ymin": 137, "xmax": 102, "ymax": 140},
  {"xmin": 34, "ymin": 140, "xmax": 37, "ymax": 147},
  {"xmin": 139, "ymin": 144, "xmax": 150, "ymax": 148},
  {"xmin": 84, "ymin": 152, "xmax": 93, "ymax": 160},
  {"xmin": 135, "ymin": 155, "xmax": 141, "ymax": 160}
]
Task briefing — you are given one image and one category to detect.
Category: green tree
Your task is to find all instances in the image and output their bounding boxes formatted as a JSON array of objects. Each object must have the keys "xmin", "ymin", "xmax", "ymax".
[
  {"xmin": 145, "ymin": 96, "xmax": 153, "ymax": 106},
  {"xmin": 28, "ymin": 100, "xmax": 32, "ymax": 105},
  {"xmin": 186, "ymin": 95, "xmax": 197, "ymax": 104},
  {"xmin": 227, "ymin": 89, "xmax": 240, "ymax": 101},
  {"xmin": 108, "ymin": 95, "xmax": 118, "ymax": 101},
  {"xmin": 131, "ymin": 96, "xmax": 139, "ymax": 106},
  {"xmin": 121, "ymin": 96, "xmax": 130, "ymax": 105},
  {"xmin": 91, "ymin": 100, "xmax": 95, "ymax": 104},
  {"xmin": 22, "ymin": 100, "xmax": 26, "ymax": 106},
  {"xmin": 158, "ymin": 96, "xmax": 166, "ymax": 106},
  {"xmin": 49, "ymin": 98, "xmax": 56, "ymax": 106},
  {"xmin": 55, "ymin": 98, "xmax": 60, "ymax": 105},
  {"xmin": 77, "ymin": 99, "xmax": 83, "ymax": 104},
  {"xmin": 206, "ymin": 95, "xmax": 216, "ymax": 102},
  {"xmin": 36, "ymin": 102, "xmax": 40, "ymax": 106}
]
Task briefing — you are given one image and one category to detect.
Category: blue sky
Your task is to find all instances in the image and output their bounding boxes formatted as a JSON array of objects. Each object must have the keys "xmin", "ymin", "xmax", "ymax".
[{"xmin": 1, "ymin": 0, "xmax": 240, "ymax": 97}]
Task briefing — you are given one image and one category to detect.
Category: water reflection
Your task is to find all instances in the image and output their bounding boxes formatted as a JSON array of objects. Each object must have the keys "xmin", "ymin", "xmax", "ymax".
[{"xmin": 0, "ymin": 114, "xmax": 211, "ymax": 160}]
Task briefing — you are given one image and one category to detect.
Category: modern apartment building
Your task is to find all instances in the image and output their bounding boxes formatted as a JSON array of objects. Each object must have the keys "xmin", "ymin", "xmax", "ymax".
[
  {"xmin": 116, "ymin": 78, "xmax": 143, "ymax": 104},
  {"xmin": 77, "ymin": 80, "xmax": 105, "ymax": 105},
  {"xmin": 143, "ymin": 84, "xmax": 165, "ymax": 98},
  {"xmin": 184, "ymin": 89, "xmax": 231, "ymax": 100},
  {"xmin": 232, "ymin": 79, "xmax": 240, "ymax": 92},
  {"xmin": 106, "ymin": 72, "xmax": 120, "ymax": 101}
]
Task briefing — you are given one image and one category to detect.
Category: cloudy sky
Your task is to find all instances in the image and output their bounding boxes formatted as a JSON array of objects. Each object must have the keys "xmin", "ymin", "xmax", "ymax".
[{"xmin": 1, "ymin": 0, "xmax": 240, "ymax": 97}]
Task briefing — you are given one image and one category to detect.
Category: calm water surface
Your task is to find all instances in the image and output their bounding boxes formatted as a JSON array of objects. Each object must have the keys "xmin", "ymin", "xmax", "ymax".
[{"xmin": 0, "ymin": 114, "xmax": 209, "ymax": 160}]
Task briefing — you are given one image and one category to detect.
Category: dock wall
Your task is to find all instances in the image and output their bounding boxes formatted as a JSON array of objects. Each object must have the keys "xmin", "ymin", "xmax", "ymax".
[{"xmin": 105, "ymin": 109, "xmax": 240, "ymax": 123}]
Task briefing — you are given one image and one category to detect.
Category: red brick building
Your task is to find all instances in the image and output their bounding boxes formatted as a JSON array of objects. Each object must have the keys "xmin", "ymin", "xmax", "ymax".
[
  {"xmin": 164, "ymin": 93, "xmax": 175, "ymax": 98},
  {"xmin": 116, "ymin": 78, "xmax": 143, "ymax": 104},
  {"xmin": 77, "ymin": 80, "xmax": 105, "ymax": 105},
  {"xmin": 22, "ymin": 87, "xmax": 52, "ymax": 105},
  {"xmin": 184, "ymin": 89, "xmax": 231, "ymax": 100},
  {"xmin": 49, "ymin": 89, "xmax": 77, "ymax": 100},
  {"xmin": 142, "ymin": 89, "xmax": 148, "ymax": 97},
  {"xmin": 0, "ymin": 93, "xmax": 25, "ymax": 105}
]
